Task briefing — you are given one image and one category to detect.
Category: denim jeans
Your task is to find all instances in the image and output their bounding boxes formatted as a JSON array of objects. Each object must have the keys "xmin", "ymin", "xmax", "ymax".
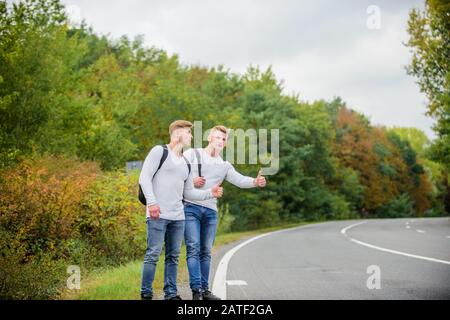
[
  {"xmin": 184, "ymin": 202, "xmax": 218, "ymax": 291},
  {"xmin": 141, "ymin": 217, "xmax": 185, "ymax": 299}
]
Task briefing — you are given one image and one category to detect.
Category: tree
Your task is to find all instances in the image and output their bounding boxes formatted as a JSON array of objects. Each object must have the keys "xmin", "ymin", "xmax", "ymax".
[
  {"xmin": 406, "ymin": 0, "xmax": 450, "ymax": 169},
  {"xmin": 389, "ymin": 127, "xmax": 431, "ymax": 156},
  {"xmin": 0, "ymin": 0, "xmax": 68, "ymax": 166}
]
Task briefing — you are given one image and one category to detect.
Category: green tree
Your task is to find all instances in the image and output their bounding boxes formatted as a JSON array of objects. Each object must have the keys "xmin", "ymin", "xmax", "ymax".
[
  {"xmin": 0, "ymin": 0, "xmax": 68, "ymax": 166},
  {"xmin": 406, "ymin": 0, "xmax": 450, "ymax": 169}
]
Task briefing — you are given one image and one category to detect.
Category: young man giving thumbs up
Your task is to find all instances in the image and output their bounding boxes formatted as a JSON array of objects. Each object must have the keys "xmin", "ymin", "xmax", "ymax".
[{"xmin": 183, "ymin": 125, "xmax": 266, "ymax": 300}]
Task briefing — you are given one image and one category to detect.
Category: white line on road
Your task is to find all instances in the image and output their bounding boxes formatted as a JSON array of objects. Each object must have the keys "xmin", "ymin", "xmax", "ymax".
[
  {"xmin": 416, "ymin": 229, "xmax": 425, "ymax": 233},
  {"xmin": 212, "ymin": 224, "xmax": 317, "ymax": 300},
  {"xmin": 340, "ymin": 221, "xmax": 366, "ymax": 235},
  {"xmin": 226, "ymin": 280, "xmax": 248, "ymax": 286},
  {"xmin": 341, "ymin": 222, "xmax": 450, "ymax": 265},
  {"xmin": 406, "ymin": 226, "xmax": 411, "ymax": 229}
]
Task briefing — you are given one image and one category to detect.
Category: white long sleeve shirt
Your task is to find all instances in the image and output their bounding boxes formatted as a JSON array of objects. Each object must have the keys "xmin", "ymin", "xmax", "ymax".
[
  {"xmin": 139, "ymin": 145, "xmax": 213, "ymax": 220},
  {"xmin": 183, "ymin": 148, "xmax": 255, "ymax": 212}
]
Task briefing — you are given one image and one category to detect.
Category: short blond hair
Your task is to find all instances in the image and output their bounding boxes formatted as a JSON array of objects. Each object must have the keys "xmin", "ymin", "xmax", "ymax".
[
  {"xmin": 211, "ymin": 125, "xmax": 228, "ymax": 136},
  {"xmin": 169, "ymin": 120, "xmax": 193, "ymax": 136}
]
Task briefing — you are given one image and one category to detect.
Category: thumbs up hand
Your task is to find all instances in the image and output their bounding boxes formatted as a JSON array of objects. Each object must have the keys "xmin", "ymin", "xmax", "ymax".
[
  {"xmin": 254, "ymin": 169, "xmax": 267, "ymax": 188},
  {"xmin": 211, "ymin": 182, "xmax": 223, "ymax": 198}
]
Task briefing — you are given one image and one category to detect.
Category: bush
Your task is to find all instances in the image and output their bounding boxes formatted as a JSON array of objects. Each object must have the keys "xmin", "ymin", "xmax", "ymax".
[
  {"xmin": 0, "ymin": 156, "xmax": 147, "ymax": 299},
  {"xmin": 230, "ymin": 197, "xmax": 282, "ymax": 231},
  {"xmin": 327, "ymin": 193, "xmax": 357, "ymax": 220},
  {"xmin": 375, "ymin": 193, "xmax": 414, "ymax": 218},
  {"xmin": 0, "ymin": 156, "xmax": 100, "ymax": 299},
  {"xmin": 217, "ymin": 203, "xmax": 235, "ymax": 235},
  {"xmin": 77, "ymin": 170, "xmax": 146, "ymax": 265},
  {"xmin": 0, "ymin": 230, "xmax": 67, "ymax": 299},
  {"xmin": 424, "ymin": 206, "xmax": 447, "ymax": 217},
  {"xmin": 0, "ymin": 156, "xmax": 100, "ymax": 254}
]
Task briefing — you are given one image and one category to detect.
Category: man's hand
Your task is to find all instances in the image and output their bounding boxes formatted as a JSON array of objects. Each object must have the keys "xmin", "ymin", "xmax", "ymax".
[
  {"xmin": 193, "ymin": 176, "xmax": 206, "ymax": 188},
  {"xmin": 147, "ymin": 204, "xmax": 160, "ymax": 219},
  {"xmin": 211, "ymin": 182, "xmax": 223, "ymax": 198},
  {"xmin": 253, "ymin": 170, "xmax": 266, "ymax": 188}
]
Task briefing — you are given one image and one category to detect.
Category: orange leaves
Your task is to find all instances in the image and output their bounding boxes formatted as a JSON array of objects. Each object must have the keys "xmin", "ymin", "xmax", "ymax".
[
  {"xmin": 0, "ymin": 156, "xmax": 100, "ymax": 245},
  {"xmin": 333, "ymin": 106, "xmax": 432, "ymax": 214}
]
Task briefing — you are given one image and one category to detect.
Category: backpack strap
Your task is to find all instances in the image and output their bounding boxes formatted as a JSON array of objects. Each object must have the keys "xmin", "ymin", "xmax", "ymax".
[
  {"xmin": 153, "ymin": 144, "xmax": 169, "ymax": 179},
  {"xmin": 155, "ymin": 145, "xmax": 190, "ymax": 180},
  {"xmin": 182, "ymin": 155, "xmax": 191, "ymax": 182},
  {"xmin": 194, "ymin": 149, "xmax": 202, "ymax": 177}
]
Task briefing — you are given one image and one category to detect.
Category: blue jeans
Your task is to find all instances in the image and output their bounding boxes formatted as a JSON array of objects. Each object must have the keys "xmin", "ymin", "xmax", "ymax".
[
  {"xmin": 141, "ymin": 217, "xmax": 184, "ymax": 299},
  {"xmin": 184, "ymin": 202, "xmax": 218, "ymax": 291}
]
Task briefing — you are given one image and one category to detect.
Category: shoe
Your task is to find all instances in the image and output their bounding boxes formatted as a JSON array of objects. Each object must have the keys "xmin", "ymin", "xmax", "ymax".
[
  {"xmin": 166, "ymin": 295, "xmax": 182, "ymax": 300},
  {"xmin": 141, "ymin": 293, "xmax": 153, "ymax": 300},
  {"xmin": 192, "ymin": 289, "xmax": 203, "ymax": 300},
  {"xmin": 202, "ymin": 289, "xmax": 220, "ymax": 300}
]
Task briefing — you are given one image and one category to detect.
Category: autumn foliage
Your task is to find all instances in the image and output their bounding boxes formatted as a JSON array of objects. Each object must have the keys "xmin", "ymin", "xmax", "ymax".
[{"xmin": 333, "ymin": 106, "xmax": 432, "ymax": 216}]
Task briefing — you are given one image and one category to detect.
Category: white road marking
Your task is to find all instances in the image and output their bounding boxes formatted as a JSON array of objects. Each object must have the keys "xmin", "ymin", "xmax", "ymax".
[
  {"xmin": 212, "ymin": 224, "xmax": 317, "ymax": 300},
  {"xmin": 406, "ymin": 226, "xmax": 411, "ymax": 229},
  {"xmin": 341, "ymin": 222, "xmax": 450, "ymax": 265},
  {"xmin": 416, "ymin": 229, "xmax": 425, "ymax": 233},
  {"xmin": 446, "ymin": 236, "xmax": 450, "ymax": 239},
  {"xmin": 340, "ymin": 221, "xmax": 366, "ymax": 235},
  {"xmin": 226, "ymin": 280, "xmax": 248, "ymax": 286}
]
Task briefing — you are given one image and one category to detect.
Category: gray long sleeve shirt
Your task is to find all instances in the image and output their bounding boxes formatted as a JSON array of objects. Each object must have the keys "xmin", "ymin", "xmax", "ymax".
[
  {"xmin": 183, "ymin": 148, "xmax": 255, "ymax": 212},
  {"xmin": 139, "ymin": 145, "xmax": 213, "ymax": 220}
]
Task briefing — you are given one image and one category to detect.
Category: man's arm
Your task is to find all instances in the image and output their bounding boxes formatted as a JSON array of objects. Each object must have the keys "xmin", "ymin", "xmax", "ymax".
[
  {"xmin": 139, "ymin": 145, "xmax": 163, "ymax": 206},
  {"xmin": 183, "ymin": 170, "xmax": 215, "ymax": 201},
  {"xmin": 225, "ymin": 162, "xmax": 257, "ymax": 188}
]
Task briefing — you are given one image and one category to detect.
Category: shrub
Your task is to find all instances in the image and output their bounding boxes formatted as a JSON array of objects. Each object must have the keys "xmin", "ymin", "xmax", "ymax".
[
  {"xmin": 375, "ymin": 193, "xmax": 414, "ymax": 218},
  {"xmin": 0, "ymin": 230, "xmax": 67, "ymax": 299},
  {"xmin": 77, "ymin": 170, "xmax": 146, "ymax": 265},
  {"xmin": 0, "ymin": 155, "xmax": 100, "ymax": 254},
  {"xmin": 0, "ymin": 156, "xmax": 147, "ymax": 299},
  {"xmin": 217, "ymin": 203, "xmax": 235, "ymax": 235}
]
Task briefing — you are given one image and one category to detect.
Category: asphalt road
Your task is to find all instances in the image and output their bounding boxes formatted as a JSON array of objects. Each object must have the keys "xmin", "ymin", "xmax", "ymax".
[{"xmin": 210, "ymin": 218, "xmax": 450, "ymax": 299}]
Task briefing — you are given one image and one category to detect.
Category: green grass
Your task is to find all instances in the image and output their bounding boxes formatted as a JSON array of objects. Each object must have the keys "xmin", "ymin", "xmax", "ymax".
[{"xmin": 61, "ymin": 221, "xmax": 318, "ymax": 300}]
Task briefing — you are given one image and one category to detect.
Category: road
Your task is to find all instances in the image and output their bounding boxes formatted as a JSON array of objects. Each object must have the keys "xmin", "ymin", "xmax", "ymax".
[{"xmin": 210, "ymin": 218, "xmax": 450, "ymax": 299}]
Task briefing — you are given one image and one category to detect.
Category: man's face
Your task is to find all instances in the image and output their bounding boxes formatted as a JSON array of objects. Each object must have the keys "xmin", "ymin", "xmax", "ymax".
[
  {"xmin": 208, "ymin": 130, "xmax": 227, "ymax": 150},
  {"xmin": 174, "ymin": 127, "xmax": 193, "ymax": 147}
]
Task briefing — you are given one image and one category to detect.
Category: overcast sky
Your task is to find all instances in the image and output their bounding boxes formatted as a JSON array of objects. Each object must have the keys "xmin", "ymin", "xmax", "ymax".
[{"xmin": 59, "ymin": 0, "xmax": 435, "ymax": 139}]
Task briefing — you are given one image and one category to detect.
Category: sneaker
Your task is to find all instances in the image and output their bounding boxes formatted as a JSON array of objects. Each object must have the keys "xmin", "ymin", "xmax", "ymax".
[
  {"xmin": 202, "ymin": 290, "xmax": 220, "ymax": 300},
  {"xmin": 192, "ymin": 289, "xmax": 203, "ymax": 300},
  {"xmin": 166, "ymin": 295, "xmax": 182, "ymax": 300},
  {"xmin": 141, "ymin": 293, "xmax": 153, "ymax": 300}
]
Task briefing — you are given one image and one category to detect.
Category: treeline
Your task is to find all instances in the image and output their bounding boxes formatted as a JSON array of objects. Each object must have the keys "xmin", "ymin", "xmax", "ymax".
[{"xmin": 0, "ymin": 0, "xmax": 448, "ymax": 299}]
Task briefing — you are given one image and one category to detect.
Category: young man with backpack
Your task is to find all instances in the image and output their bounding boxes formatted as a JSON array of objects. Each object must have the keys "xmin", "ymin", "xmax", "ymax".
[
  {"xmin": 183, "ymin": 125, "xmax": 267, "ymax": 300},
  {"xmin": 139, "ymin": 120, "xmax": 223, "ymax": 300}
]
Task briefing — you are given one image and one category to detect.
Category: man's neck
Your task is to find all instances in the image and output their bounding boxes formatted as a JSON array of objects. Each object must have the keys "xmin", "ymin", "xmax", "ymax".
[
  {"xmin": 168, "ymin": 141, "xmax": 183, "ymax": 157},
  {"xmin": 205, "ymin": 144, "xmax": 220, "ymax": 158}
]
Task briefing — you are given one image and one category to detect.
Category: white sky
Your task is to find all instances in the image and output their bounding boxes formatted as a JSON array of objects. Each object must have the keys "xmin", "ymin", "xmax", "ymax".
[{"xmin": 58, "ymin": 0, "xmax": 435, "ymax": 139}]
